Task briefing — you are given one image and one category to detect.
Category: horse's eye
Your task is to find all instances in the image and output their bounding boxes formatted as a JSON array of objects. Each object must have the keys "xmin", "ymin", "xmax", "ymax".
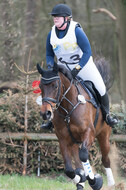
[
  {"xmin": 53, "ymin": 83, "xmax": 58, "ymax": 89},
  {"xmin": 55, "ymin": 84, "xmax": 58, "ymax": 89}
]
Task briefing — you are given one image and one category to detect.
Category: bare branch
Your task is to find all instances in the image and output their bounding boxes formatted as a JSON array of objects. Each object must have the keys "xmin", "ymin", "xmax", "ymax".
[
  {"xmin": 14, "ymin": 62, "xmax": 37, "ymax": 75},
  {"xmin": 92, "ymin": 8, "xmax": 117, "ymax": 21},
  {"xmin": 2, "ymin": 140, "xmax": 23, "ymax": 148}
]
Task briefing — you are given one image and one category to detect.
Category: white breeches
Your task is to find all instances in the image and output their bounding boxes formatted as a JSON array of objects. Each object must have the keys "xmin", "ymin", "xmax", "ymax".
[{"xmin": 58, "ymin": 56, "xmax": 106, "ymax": 96}]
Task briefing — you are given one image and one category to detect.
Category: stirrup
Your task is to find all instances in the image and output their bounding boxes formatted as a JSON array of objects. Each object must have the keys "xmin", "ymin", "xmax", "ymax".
[{"xmin": 106, "ymin": 113, "xmax": 118, "ymax": 127}]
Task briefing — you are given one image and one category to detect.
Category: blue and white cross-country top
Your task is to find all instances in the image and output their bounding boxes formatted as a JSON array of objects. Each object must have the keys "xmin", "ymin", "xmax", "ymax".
[
  {"xmin": 50, "ymin": 21, "xmax": 83, "ymax": 66},
  {"xmin": 46, "ymin": 20, "xmax": 92, "ymax": 69}
]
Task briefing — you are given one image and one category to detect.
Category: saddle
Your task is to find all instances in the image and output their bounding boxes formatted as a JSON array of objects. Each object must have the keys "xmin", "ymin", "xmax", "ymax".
[{"xmin": 76, "ymin": 76, "xmax": 101, "ymax": 108}]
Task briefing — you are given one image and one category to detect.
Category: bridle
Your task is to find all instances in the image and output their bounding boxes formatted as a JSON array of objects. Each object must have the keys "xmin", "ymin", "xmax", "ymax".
[
  {"xmin": 42, "ymin": 74, "xmax": 75, "ymax": 108},
  {"xmin": 42, "ymin": 69, "xmax": 89, "ymax": 114}
]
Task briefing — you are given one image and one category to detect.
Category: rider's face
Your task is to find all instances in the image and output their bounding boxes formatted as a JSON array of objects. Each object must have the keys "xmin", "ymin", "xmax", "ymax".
[{"xmin": 53, "ymin": 16, "xmax": 64, "ymax": 28}]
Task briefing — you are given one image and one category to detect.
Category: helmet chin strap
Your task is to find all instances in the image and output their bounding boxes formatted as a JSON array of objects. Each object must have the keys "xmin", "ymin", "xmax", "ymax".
[{"xmin": 58, "ymin": 17, "xmax": 68, "ymax": 29}]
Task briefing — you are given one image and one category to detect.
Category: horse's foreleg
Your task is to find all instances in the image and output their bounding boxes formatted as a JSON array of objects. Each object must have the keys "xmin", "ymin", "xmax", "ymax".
[
  {"xmin": 79, "ymin": 134, "xmax": 103, "ymax": 190},
  {"xmin": 59, "ymin": 141, "xmax": 74, "ymax": 178},
  {"xmin": 59, "ymin": 141, "xmax": 86, "ymax": 190},
  {"xmin": 66, "ymin": 168, "xmax": 86, "ymax": 190},
  {"xmin": 72, "ymin": 144, "xmax": 87, "ymax": 190},
  {"xmin": 97, "ymin": 126, "xmax": 115, "ymax": 187}
]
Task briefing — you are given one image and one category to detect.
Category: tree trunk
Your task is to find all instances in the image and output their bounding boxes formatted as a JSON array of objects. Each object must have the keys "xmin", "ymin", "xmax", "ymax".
[
  {"xmin": 1, "ymin": 0, "xmax": 14, "ymax": 81},
  {"xmin": 86, "ymin": 0, "xmax": 91, "ymax": 39},
  {"xmin": 22, "ymin": 0, "xmax": 36, "ymax": 69},
  {"xmin": 115, "ymin": 0, "xmax": 126, "ymax": 102}
]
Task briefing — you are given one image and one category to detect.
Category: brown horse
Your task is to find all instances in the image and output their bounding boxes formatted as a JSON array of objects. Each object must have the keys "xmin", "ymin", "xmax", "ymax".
[{"xmin": 37, "ymin": 59, "xmax": 115, "ymax": 190}]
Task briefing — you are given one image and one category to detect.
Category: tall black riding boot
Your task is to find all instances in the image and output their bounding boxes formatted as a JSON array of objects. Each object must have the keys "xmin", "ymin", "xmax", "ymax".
[{"xmin": 101, "ymin": 93, "xmax": 118, "ymax": 127}]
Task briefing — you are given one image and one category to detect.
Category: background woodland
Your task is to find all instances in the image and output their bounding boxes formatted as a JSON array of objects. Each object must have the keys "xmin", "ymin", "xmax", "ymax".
[
  {"xmin": 0, "ymin": 0, "xmax": 126, "ymax": 102},
  {"xmin": 0, "ymin": 0, "xmax": 126, "ymax": 176}
]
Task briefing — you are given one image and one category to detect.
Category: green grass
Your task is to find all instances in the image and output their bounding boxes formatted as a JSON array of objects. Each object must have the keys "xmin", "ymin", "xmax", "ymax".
[
  {"xmin": 0, "ymin": 174, "xmax": 75, "ymax": 190},
  {"xmin": 0, "ymin": 174, "xmax": 125, "ymax": 190}
]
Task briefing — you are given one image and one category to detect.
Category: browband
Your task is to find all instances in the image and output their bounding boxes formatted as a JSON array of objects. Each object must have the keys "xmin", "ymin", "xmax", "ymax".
[{"xmin": 41, "ymin": 76, "xmax": 60, "ymax": 84}]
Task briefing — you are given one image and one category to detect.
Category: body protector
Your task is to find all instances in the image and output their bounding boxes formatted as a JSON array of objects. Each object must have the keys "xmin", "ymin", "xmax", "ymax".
[{"xmin": 50, "ymin": 21, "xmax": 83, "ymax": 69}]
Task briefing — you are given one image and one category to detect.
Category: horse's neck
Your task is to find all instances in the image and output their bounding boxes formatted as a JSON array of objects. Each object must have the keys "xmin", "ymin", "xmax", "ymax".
[
  {"xmin": 60, "ymin": 73, "xmax": 88, "ymax": 100},
  {"xmin": 60, "ymin": 73, "xmax": 77, "ymax": 101}
]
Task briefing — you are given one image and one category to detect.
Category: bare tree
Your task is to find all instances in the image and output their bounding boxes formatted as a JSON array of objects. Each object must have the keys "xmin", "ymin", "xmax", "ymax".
[
  {"xmin": 115, "ymin": 0, "xmax": 126, "ymax": 102},
  {"xmin": 22, "ymin": 0, "xmax": 37, "ymax": 69},
  {"xmin": 1, "ymin": 0, "xmax": 14, "ymax": 81}
]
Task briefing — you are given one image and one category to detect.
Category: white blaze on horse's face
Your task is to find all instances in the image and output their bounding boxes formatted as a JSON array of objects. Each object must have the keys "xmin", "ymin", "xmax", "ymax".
[
  {"xmin": 40, "ymin": 99, "xmax": 54, "ymax": 121},
  {"xmin": 36, "ymin": 96, "xmax": 54, "ymax": 120}
]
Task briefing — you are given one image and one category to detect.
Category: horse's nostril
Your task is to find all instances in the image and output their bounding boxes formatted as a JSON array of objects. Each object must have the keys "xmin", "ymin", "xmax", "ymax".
[
  {"xmin": 46, "ymin": 110, "xmax": 51, "ymax": 120},
  {"xmin": 41, "ymin": 110, "xmax": 51, "ymax": 120}
]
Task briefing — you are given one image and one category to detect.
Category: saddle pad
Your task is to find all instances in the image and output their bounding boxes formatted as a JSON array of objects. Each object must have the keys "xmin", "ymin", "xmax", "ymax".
[{"xmin": 76, "ymin": 77, "xmax": 100, "ymax": 108}]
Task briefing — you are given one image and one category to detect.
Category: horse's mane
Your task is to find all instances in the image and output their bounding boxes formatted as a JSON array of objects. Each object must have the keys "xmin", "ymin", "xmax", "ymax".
[
  {"xmin": 58, "ymin": 65, "xmax": 73, "ymax": 82},
  {"xmin": 57, "ymin": 56, "xmax": 113, "ymax": 91}
]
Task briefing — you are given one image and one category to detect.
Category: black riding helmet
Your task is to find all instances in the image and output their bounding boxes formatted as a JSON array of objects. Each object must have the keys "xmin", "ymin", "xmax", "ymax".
[
  {"xmin": 49, "ymin": 4, "xmax": 72, "ymax": 18},
  {"xmin": 49, "ymin": 4, "xmax": 72, "ymax": 29}
]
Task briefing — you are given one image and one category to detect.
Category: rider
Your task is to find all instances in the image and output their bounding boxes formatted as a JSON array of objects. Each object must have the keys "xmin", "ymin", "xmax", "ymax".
[{"xmin": 41, "ymin": 3, "xmax": 118, "ymax": 129}]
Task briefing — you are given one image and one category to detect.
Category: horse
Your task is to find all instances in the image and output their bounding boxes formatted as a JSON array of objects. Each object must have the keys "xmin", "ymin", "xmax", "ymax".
[{"xmin": 37, "ymin": 58, "xmax": 115, "ymax": 190}]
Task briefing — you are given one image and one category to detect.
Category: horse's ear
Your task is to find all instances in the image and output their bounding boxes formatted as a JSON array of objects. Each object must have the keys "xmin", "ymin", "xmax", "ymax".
[
  {"xmin": 53, "ymin": 62, "xmax": 59, "ymax": 73},
  {"xmin": 36, "ymin": 63, "xmax": 43, "ymax": 75}
]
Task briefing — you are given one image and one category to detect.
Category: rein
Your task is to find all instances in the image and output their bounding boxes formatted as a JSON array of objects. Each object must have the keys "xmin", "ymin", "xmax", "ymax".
[{"xmin": 54, "ymin": 78, "xmax": 83, "ymax": 144}]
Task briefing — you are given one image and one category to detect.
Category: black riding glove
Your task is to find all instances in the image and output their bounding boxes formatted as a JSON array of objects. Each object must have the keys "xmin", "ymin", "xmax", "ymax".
[{"xmin": 71, "ymin": 65, "xmax": 82, "ymax": 79}]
